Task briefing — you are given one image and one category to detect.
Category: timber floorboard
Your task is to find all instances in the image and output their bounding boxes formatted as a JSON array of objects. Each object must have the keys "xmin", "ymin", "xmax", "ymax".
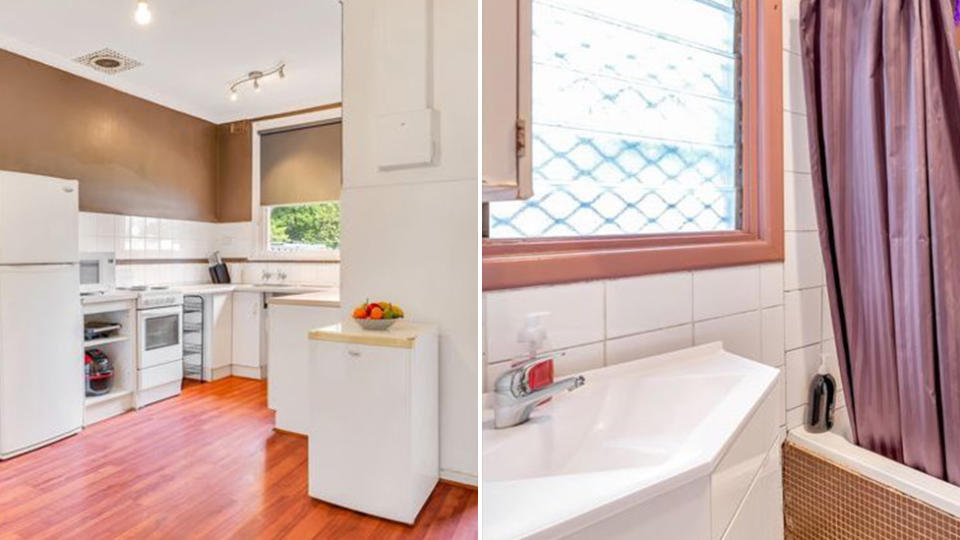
[{"xmin": 0, "ymin": 377, "xmax": 477, "ymax": 540}]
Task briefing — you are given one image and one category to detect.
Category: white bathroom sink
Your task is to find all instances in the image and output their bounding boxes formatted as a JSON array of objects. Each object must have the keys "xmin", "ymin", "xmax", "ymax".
[{"xmin": 482, "ymin": 342, "xmax": 778, "ymax": 540}]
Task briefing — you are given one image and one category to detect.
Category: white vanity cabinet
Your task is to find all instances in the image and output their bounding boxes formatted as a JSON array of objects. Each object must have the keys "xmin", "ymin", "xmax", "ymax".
[
  {"xmin": 231, "ymin": 291, "xmax": 264, "ymax": 379},
  {"xmin": 307, "ymin": 322, "xmax": 438, "ymax": 524}
]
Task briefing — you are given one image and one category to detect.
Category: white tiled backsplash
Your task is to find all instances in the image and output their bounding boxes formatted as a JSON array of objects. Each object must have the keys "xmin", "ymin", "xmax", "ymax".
[
  {"xmin": 79, "ymin": 212, "xmax": 339, "ymax": 288},
  {"xmin": 482, "ymin": 0, "xmax": 849, "ymax": 436}
]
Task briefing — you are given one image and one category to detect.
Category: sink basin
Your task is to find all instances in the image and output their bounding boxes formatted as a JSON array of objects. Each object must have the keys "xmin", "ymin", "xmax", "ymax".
[{"xmin": 482, "ymin": 342, "xmax": 778, "ymax": 540}]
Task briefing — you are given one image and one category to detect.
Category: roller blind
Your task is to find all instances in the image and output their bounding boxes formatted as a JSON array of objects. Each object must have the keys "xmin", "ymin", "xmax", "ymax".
[{"xmin": 260, "ymin": 121, "xmax": 341, "ymax": 206}]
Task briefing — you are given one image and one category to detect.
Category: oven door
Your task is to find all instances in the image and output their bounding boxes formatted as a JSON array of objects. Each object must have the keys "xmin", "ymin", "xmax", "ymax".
[{"xmin": 137, "ymin": 306, "xmax": 183, "ymax": 369}]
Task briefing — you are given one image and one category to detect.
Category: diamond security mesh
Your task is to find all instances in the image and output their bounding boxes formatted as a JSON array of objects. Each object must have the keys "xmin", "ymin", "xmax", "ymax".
[{"xmin": 489, "ymin": 0, "xmax": 741, "ymax": 239}]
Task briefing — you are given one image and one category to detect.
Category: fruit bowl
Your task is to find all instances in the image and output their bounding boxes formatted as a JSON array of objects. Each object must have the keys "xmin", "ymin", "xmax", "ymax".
[
  {"xmin": 351, "ymin": 300, "xmax": 404, "ymax": 331},
  {"xmin": 355, "ymin": 318, "xmax": 398, "ymax": 331}
]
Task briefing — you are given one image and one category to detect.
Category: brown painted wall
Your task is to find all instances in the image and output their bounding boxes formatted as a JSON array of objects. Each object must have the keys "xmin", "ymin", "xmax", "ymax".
[
  {"xmin": 0, "ymin": 48, "xmax": 219, "ymax": 221},
  {"xmin": 216, "ymin": 121, "xmax": 253, "ymax": 222}
]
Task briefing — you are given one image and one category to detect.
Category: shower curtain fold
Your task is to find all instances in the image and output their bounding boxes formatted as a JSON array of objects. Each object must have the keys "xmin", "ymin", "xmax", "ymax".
[{"xmin": 800, "ymin": 0, "xmax": 960, "ymax": 486}]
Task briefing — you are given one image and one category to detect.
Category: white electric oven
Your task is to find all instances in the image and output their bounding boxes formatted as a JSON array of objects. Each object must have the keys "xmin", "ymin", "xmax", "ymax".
[
  {"xmin": 128, "ymin": 289, "xmax": 184, "ymax": 407},
  {"xmin": 137, "ymin": 304, "xmax": 182, "ymax": 369}
]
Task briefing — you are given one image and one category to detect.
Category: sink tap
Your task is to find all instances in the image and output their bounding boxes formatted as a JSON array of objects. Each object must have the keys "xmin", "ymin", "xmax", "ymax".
[{"xmin": 492, "ymin": 354, "xmax": 585, "ymax": 429}]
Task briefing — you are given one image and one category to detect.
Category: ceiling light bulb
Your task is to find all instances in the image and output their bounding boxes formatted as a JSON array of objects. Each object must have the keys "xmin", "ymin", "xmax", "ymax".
[
  {"xmin": 229, "ymin": 90, "xmax": 238, "ymax": 102},
  {"xmin": 278, "ymin": 67, "xmax": 285, "ymax": 79},
  {"xmin": 254, "ymin": 79, "xmax": 261, "ymax": 92},
  {"xmin": 134, "ymin": 0, "xmax": 152, "ymax": 25}
]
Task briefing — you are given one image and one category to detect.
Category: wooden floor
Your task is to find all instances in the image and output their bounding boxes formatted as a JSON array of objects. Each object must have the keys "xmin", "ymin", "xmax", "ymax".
[{"xmin": 0, "ymin": 377, "xmax": 477, "ymax": 540}]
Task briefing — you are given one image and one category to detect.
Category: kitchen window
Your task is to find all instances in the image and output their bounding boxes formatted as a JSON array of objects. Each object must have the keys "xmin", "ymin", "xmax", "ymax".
[
  {"xmin": 255, "ymin": 114, "xmax": 342, "ymax": 260},
  {"xmin": 482, "ymin": 0, "xmax": 783, "ymax": 290},
  {"xmin": 265, "ymin": 201, "xmax": 341, "ymax": 253}
]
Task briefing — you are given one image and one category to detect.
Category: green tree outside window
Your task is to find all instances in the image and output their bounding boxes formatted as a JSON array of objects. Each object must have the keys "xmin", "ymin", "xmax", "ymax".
[{"xmin": 269, "ymin": 202, "xmax": 340, "ymax": 250}]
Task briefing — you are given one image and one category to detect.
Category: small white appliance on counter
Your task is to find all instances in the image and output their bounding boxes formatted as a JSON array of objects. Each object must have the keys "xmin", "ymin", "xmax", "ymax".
[
  {"xmin": 0, "ymin": 171, "xmax": 83, "ymax": 459},
  {"xmin": 123, "ymin": 287, "xmax": 184, "ymax": 407},
  {"xmin": 78, "ymin": 252, "xmax": 116, "ymax": 294}
]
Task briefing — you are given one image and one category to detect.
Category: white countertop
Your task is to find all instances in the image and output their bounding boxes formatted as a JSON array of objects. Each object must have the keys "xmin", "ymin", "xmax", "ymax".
[
  {"xmin": 267, "ymin": 290, "xmax": 340, "ymax": 308},
  {"xmin": 80, "ymin": 290, "xmax": 140, "ymax": 304},
  {"xmin": 174, "ymin": 283, "xmax": 335, "ymax": 295},
  {"xmin": 82, "ymin": 283, "xmax": 337, "ymax": 302},
  {"xmin": 308, "ymin": 321, "xmax": 436, "ymax": 349}
]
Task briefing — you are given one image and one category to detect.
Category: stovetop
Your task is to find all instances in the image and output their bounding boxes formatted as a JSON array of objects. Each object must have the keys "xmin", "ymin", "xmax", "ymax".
[{"xmin": 117, "ymin": 286, "xmax": 182, "ymax": 309}]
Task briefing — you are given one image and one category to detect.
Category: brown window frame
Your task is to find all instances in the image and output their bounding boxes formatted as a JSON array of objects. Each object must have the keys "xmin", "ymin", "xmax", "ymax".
[{"xmin": 483, "ymin": 0, "xmax": 784, "ymax": 291}]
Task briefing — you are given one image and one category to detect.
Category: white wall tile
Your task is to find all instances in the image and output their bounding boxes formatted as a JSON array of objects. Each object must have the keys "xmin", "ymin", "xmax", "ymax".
[
  {"xmin": 96, "ymin": 214, "xmax": 115, "ymax": 237},
  {"xmin": 694, "ymin": 310, "xmax": 762, "ymax": 362},
  {"xmin": 783, "ymin": 51, "xmax": 806, "ymax": 114},
  {"xmin": 114, "ymin": 236, "xmax": 129, "ymax": 258},
  {"xmin": 820, "ymin": 338, "xmax": 843, "ymax": 402},
  {"xmin": 130, "ymin": 216, "xmax": 145, "ymax": 237},
  {"xmin": 144, "ymin": 217, "xmax": 159, "ymax": 238},
  {"xmin": 79, "ymin": 235, "xmax": 96, "ymax": 252},
  {"xmin": 833, "ymin": 406, "xmax": 853, "ymax": 441},
  {"xmin": 485, "ymin": 281, "xmax": 604, "ymax": 362},
  {"xmin": 760, "ymin": 263, "xmax": 783, "ymax": 308},
  {"xmin": 784, "ymin": 111, "xmax": 811, "ymax": 174},
  {"xmin": 79, "ymin": 212, "xmax": 96, "ymax": 238},
  {"xmin": 115, "ymin": 215, "xmax": 130, "ymax": 238},
  {"xmin": 786, "ymin": 406, "xmax": 805, "ymax": 429},
  {"xmin": 785, "ymin": 288, "xmax": 822, "ymax": 350},
  {"xmin": 821, "ymin": 287, "xmax": 834, "ymax": 340},
  {"xmin": 158, "ymin": 218, "xmax": 172, "ymax": 239},
  {"xmin": 692, "ymin": 265, "xmax": 760, "ymax": 320},
  {"xmin": 784, "ymin": 172, "xmax": 818, "ymax": 232},
  {"xmin": 485, "ymin": 342, "xmax": 603, "ymax": 392},
  {"xmin": 783, "ymin": 0, "xmax": 802, "ymax": 54},
  {"xmin": 785, "ymin": 343, "xmax": 820, "ymax": 409},
  {"xmin": 784, "ymin": 231, "xmax": 824, "ymax": 291},
  {"xmin": 761, "ymin": 306, "xmax": 785, "ymax": 367},
  {"xmin": 606, "ymin": 272, "xmax": 691, "ymax": 338},
  {"xmin": 95, "ymin": 236, "xmax": 113, "ymax": 252},
  {"xmin": 606, "ymin": 325, "xmax": 693, "ymax": 366}
]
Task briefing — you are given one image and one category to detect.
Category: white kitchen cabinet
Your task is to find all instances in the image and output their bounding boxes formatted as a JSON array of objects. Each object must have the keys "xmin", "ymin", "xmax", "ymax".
[
  {"xmin": 266, "ymin": 296, "xmax": 341, "ymax": 433},
  {"xmin": 231, "ymin": 291, "xmax": 263, "ymax": 379},
  {"xmin": 308, "ymin": 322, "xmax": 438, "ymax": 524},
  {"xmin": 209, "ymin": 293, "xmax": 233, "ymax": 379}
]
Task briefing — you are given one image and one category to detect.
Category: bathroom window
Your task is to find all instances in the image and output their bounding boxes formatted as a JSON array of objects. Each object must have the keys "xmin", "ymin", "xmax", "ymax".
[{"xmin": 483, "ymin": 0, "xmax": 783, "ymax": 289}]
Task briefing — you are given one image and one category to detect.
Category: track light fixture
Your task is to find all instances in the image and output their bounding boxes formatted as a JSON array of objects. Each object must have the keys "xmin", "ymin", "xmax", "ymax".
[{"xmin": 228, "ymin": 63, "xmax": 285, "ymax": 101}]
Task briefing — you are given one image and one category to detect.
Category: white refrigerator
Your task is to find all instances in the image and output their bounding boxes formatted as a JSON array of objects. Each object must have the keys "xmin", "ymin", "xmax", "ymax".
[{"xmin": 0, "ymin": 171, "xmax": 83, "ymax": 459}]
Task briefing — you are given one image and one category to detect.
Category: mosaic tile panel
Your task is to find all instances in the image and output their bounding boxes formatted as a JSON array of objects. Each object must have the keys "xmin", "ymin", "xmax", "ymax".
[{"xmin": 783, "ymin": 442, "xmax": 960, "ymax": 540}]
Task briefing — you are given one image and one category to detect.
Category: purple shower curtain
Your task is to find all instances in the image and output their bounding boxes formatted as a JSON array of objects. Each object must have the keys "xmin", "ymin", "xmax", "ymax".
[{"xmin": 799, "ymin": 0, "xmax": 960, "ymax": 485}]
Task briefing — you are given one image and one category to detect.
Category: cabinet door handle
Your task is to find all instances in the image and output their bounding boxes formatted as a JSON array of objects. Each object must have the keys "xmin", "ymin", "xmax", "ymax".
[{"xmin": 347, "ymin": 350, "xmax": 361, "ymax": 357}]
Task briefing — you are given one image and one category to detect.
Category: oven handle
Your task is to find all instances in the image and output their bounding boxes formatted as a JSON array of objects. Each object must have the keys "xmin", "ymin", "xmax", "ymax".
[{"xmin": 139, "ymin": 305, "xmax": 184, "ymax": 318}]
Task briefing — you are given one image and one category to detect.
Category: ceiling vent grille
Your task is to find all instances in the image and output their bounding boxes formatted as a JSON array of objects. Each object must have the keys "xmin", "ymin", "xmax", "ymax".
[{"xmin": 73, "ymin": 48, "xmax": 142, "ymax": 75}]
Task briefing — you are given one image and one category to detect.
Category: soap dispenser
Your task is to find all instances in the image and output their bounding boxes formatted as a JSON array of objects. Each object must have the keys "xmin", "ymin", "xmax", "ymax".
[
  {"xmin": 517, "ymin": 312, "xmax": 553, "ymax": 392},
  {"xmin": 806, "ymin": 354, "xmax": 836, "ymax": 433}
]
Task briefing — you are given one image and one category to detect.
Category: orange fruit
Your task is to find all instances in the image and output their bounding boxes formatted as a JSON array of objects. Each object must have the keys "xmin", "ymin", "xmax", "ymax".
[
  {"xmin": 370, "ymin": 307, "xmax": 384, "ymax": 319},
  {"xmin": 352, "ymin": 307, "xmax": 366, "ymax": 319}
]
